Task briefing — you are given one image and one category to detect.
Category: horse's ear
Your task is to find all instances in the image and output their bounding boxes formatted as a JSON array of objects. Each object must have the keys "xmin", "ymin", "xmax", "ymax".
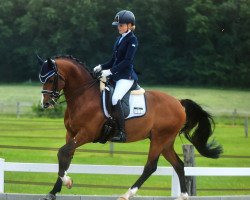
[
  {"xmin": 47, "ymin": 58, "xmax": 56, "ymax": 71},
  {"xmin": 36, "ymin": 54, "xmax": 44, "ymax": 66},
  {"xmin": 47, "ymin": 58, "xmax": 53, "ymax": 66}
]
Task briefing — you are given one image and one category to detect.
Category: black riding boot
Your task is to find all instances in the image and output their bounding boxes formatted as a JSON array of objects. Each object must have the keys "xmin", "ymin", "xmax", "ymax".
[{"xmin": 110, "ymin": 100, "xmax": 126, "ymax": 143}]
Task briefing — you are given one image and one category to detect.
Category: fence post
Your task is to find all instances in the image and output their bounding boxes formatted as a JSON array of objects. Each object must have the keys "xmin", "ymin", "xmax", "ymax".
[
  {"xmin": 183, "ymin": 144, "xmax": 196, "ymax": 196},
  {"xmin": 0, "ymin": 103, "xmax": 3, "ymax": 113},
  {"xmin": 109, "ymin": 142, "xmax": 114, "ymax": 157},
  {"xmin": 232, "ymin": 109, "xmax": 237, "ymax": 125},
  {"xmin": 16, "ymin": 102, "xmax": 20, "ymax": 118},
  {"xmin": 0, "ymin": 158, "xmax": 5, "ymax": 193},
  {"xmin": 171, "ymin": 168, "xmax": 180, "ymax": 197},
  {"xmin": 245, "ymin": 117, "xmax": 248, "ymax": 138}
]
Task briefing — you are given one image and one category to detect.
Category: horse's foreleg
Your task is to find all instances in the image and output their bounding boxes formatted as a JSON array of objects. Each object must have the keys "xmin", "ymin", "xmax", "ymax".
[
  {"xmin": 118, "ymin": 139, "xmax": 163, "ymax": 200},
  {"xmin": 42, "ymin": 141, "xmax": 76, "ymax": 200},
  {"xmin": 162, "ymin": 147, "xmax": 189, "ymax": 200},
  {"xmin": 56, "ymin": 141, "xmax": 75, "ymax": 189}
]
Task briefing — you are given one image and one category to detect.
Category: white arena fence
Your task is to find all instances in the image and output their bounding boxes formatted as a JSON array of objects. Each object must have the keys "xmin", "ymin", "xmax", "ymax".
[{"xmin": 0, "ymin": 158, "xmax": 250, "ymax": 197}]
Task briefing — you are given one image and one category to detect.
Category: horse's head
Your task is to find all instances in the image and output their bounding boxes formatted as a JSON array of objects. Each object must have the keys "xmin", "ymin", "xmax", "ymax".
[{"xmin": 37, "ymin": 55, "xmax": 65, "ymax": 109}]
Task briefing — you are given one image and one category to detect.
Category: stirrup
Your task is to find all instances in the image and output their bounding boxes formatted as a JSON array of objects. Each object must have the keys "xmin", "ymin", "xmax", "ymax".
[{"xmin": 110, "ymin": 131, "xmax": 126, "ymax": 143}]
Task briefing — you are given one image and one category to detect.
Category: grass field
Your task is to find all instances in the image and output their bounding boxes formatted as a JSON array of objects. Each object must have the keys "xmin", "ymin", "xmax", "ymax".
[{"xmin": 0, "ymin": 84, "xmax": 249, "ymax": 196}]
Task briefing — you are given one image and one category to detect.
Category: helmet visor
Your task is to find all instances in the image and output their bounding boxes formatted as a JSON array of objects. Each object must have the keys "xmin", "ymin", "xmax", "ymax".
[{"xmin": 112, "ymin": 15, "xmax": 119, "ymax": 26}]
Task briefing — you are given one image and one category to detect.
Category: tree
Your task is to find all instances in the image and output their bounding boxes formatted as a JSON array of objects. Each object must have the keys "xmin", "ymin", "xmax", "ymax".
[{"xmin": 0, "ymin": 0, "xmax": 249, "ymax": 87}]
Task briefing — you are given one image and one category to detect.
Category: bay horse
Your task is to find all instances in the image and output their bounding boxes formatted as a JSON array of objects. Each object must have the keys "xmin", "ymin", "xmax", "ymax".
[{"xmin": 38, "ymin": 55, "xmax": 222, "ymax": 200}]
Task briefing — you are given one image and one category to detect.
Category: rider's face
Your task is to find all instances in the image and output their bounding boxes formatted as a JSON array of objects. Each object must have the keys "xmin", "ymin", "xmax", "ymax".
[{"xmin": 117, "ymin": 24, "xmax": 130, "ymax": 34}]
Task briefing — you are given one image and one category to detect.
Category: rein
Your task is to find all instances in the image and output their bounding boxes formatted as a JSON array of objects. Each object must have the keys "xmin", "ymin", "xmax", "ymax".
[{"xmin": 58, "ymin": 78, "xmax": 99, "ymax": 104}]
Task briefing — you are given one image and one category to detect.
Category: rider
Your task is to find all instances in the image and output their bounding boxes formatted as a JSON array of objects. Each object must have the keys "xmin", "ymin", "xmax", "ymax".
[{"xmin": 94, "ymin": 10, "xmax": 138, "ymax": 143}]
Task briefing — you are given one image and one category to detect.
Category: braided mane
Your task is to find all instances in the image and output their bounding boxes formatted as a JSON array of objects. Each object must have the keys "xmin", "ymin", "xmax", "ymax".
[{"xmin": 53, "ymin": 55, "xmax": 92, "ymax": 74}]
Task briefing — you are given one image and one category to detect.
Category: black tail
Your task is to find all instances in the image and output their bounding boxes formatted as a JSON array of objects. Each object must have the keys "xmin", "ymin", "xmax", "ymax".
[{"xmin": 180, "ymin": 99, "xmax": 223, "ymax": 159}]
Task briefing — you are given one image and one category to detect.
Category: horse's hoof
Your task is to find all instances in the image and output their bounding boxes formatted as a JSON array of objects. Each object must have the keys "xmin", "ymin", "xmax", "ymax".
[{"xmin": 40, "ymin": 193, "xmax": 56, "ymax": 200}]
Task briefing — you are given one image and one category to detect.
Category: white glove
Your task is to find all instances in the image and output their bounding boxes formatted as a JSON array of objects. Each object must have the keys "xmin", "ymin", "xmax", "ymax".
[
  {"xmin": 101, "ymin": 69, "xmax": 112, "ymax": 77},
  {"xmin": 93, "ymin": 64, "xmax": 102, "ymax": 72}
]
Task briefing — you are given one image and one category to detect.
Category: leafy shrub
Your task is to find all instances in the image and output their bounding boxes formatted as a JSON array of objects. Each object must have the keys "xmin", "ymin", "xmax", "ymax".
[{"xmin": 32, "ymin": 102, "xmax": 65, "ymax": 118}]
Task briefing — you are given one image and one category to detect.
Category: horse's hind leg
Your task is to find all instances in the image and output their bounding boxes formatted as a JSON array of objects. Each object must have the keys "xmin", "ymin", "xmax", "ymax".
[
  {"xmin": 162, "ymin": 145, "xmax": 189, "ymax": 200},
  {"xmin": 118, "ymin": 138, "xmax": 164, "ymax": 200}
]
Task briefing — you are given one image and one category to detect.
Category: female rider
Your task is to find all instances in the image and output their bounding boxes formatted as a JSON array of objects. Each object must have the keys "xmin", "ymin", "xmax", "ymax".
[{"xmin": 94, "ymin": 10, "xmax": 138, "ymax": 143}]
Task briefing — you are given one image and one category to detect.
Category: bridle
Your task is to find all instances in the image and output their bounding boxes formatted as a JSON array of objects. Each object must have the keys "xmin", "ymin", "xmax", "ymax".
[
  {"xmin": 41, "ymin": 60, "xmax": 99, "ymax": 107},
  {"xmin": 41, "ymin": 60, "xmax": 65, "ymax": 106}
]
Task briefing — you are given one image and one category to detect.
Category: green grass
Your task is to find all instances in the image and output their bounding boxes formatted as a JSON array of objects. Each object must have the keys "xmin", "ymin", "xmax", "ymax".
[
  {"xmin": 0, "ymin": 84, "xmax": 41, "ymax": 116},
  {"xmin": 0, "ymin": 84, "xmax": 41, "ymax": 103},
  {"xmin": 0, "ymin": 116, "xmax": 249, "ymax": 196}
]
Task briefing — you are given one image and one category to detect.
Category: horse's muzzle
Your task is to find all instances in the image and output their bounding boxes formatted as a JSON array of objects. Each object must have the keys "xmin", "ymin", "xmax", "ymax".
[
  {"xmin": 42, "ymin": 102, "xmax": 50, "ymax": 109},
  {"xmin": 41, "ymin": 100, "xmax": 55, "ymax": 109}
]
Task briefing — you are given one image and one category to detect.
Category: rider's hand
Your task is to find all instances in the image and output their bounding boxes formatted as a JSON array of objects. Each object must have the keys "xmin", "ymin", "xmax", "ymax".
[
  {"xmin": 93, "ymin": 64, "xmax": 102, "ymax": 72},
  {"xmin": 101, "ymin": 69, "xmax": 112, "ymax": 77}
]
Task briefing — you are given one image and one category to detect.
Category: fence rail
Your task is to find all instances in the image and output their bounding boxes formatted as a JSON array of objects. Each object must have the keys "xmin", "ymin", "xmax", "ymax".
[
  {"xmin": 0, "ymin": 144, "xmax": 250, "ymax": 159},
  {"xmin": 1, "ymin": 158, "xmax": 250, "ymax": 197},
  {"xmin": 0, "ymin": 102, "xmax": 33, "ymax": 117}
]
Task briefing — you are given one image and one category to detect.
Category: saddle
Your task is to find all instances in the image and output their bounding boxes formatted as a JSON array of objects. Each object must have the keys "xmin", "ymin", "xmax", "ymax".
[
  {"xmin": 103, "ymin": 81, "xmax": 144, "ymax": 119},
  {"xmin": 95, "ymin": 77, "xmax": 146, "ymax": 143}
]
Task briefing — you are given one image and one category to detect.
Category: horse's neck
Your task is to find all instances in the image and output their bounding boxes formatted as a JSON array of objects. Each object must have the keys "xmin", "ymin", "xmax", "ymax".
[{"xmin": 60, "ymin": 60, "xmax": 99, "ymax": 107}]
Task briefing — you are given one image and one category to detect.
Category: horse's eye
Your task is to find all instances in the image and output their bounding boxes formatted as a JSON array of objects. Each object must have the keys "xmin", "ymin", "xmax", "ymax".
[{"xmin": 48, "ymin": 79, "xmax": 54, "ymax": 83}]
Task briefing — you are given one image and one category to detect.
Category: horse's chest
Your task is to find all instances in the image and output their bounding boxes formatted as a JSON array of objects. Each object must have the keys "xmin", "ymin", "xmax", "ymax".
[{"xmin": 65, "ymin": 118, "xmax": 80, "ymax": 135}]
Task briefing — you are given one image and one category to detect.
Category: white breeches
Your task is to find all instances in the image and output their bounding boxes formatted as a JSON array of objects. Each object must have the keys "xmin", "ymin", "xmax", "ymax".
[{"xmin": 112, "ymin": 79, "xmax": 134, "ymax": 105}]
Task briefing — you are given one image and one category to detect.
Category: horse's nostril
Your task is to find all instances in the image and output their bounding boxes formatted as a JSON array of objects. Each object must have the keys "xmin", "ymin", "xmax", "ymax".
[{"xmin": 43, "ymin": 102, "xmax": 50, "ymax": 109}]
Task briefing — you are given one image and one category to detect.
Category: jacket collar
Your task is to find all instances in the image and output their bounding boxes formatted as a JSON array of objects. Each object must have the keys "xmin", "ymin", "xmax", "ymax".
[
  {"xmin": 121, "ymin": 30, "xmax": 131, "ymax": 38},
  {"xmin": 116, "ymin": 31, "xmax": 133, "ymax": 47}
]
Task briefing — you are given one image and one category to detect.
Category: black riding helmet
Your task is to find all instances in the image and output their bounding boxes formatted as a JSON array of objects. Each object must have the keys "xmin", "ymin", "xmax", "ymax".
[{"xmin": 112, "ymin": 10, "xmax": 135, "ymax": 26}]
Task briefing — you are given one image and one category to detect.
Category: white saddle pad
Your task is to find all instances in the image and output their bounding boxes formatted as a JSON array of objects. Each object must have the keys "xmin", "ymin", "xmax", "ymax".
[{"xmin": 102, "ymin": 90, "xmax": 147, "ymax": 120}]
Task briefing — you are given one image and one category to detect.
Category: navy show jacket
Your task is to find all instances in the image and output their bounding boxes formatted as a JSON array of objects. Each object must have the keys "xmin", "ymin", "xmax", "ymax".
[{"xmin": 101, "ymin": 31, "xmax": 138, "ymax": 81}]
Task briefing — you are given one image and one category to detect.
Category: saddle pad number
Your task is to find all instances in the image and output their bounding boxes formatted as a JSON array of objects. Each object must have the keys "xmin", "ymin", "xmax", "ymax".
[{"xmin": 133, "ymin": 107, "xmax": 144, "ymax": 114}]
